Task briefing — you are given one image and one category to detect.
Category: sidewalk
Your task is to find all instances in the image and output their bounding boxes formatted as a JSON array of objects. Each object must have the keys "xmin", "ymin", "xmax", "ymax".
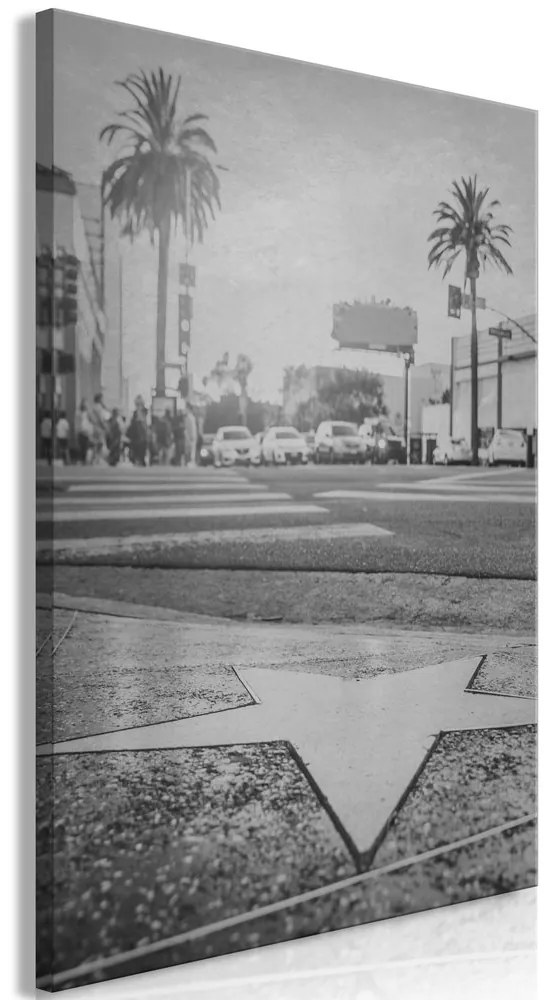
[{"xmin": 36, "ymin": 594, "xmax": 537, "ymax": 990}]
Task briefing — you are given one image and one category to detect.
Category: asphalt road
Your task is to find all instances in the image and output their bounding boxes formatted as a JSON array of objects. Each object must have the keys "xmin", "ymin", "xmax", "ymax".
[{"xmin": 37, "ymin": 463, "xmax": 536, "ymax": 579}]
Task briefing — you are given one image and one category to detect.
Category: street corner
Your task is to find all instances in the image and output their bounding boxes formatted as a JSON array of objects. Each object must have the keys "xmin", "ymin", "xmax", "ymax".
[
  {"xmin": 35, "ymin": 741, "xmax": 355, "ymax": 989},
  {"xmin": 35, "ymin": 610, "xmax": 256, "ymax": 746}
]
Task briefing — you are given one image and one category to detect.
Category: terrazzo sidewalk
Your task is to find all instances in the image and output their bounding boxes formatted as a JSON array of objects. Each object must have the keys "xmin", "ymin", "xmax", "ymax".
[{"xmin": 36, "ymin": 594, "xmax": 537, "ymax": 991}]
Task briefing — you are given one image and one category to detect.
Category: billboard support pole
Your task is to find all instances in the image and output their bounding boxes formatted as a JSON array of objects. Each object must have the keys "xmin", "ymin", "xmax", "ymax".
[{"xmin": 403, "ymin": 352, "xmax": 412, "ymax": 465}]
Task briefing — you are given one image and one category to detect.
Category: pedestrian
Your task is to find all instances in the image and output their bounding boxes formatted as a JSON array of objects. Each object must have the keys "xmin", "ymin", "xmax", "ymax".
[
  {"xmin": 55, "ymin": 410, "xmax": 70, "ymax": 464},
  {"xmin": 184, "ymin": 403, "xmax": 198, "ymax": 466},
  {"xmin": 128, "ymin": 396, "xmax": 148, "ymax": 466},
  {"xmin": 39, "ymin": 411, "xmax": 52, "ymax": 464},
  {"xmin": 156, "ymin": 409, "xmax": 174, "ymax": 465},
  {"xmin": 90, "ymin": 393, "xmax": 110, "ymax": 464},
  {"xmin": 75, "ymin": 400, "xmax": 93, "ymax": 464},
  {"xmin": 172, "ymin": 412, "xmax": 185, "ymax": 466},
  {"xmin": 106, "ymin": 408, "xmax": 123, "ymax": 466}
]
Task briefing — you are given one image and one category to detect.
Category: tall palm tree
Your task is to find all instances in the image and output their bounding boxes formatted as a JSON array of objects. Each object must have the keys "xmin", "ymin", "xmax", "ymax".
[
  {"xmin": 100, "ymin": 69, "xmax": 222, "ymax": 395},
  {"xmin": 427, "ymin": 176, "xmax": 512, "ymax": 464}
]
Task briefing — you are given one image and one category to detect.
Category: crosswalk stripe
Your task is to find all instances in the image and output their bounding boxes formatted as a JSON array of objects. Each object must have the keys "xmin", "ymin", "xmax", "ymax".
[
  {"xmin": 411, "ymin": 471, "xmax": 535, "ymax": 488},
  {"xmin": 38, "ymin": 521, "xmax": 392, "ymax": 553},
  {"xmin": 313, "ymin": 489, "xmax": 534, "ymax": 505},
  {"xmin": 42, "ymin": 492, "xmax": 293, "ymax": 508},
  {"xmin": 66, "ymin": 482, "xmax": 269, "ymax": 494},
  {"xmin": 378, "ymin": 482, "xmax": 535, "ymax": 495},
  {"xmin": 39, "ymin": 503, "xmax": 328, "ymax": 523}
]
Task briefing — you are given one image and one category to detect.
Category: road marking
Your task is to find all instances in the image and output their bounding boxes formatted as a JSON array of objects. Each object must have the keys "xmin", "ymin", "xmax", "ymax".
[
  {"xmin": 39, "ymin": 658, "xmax": 535, "ymax": 858},
  {"xmin": 38, "ymin": 520, "xmax": 393, "ymax": 553},
  {"xmin": 412, "ymin": 468, "xmax": 534, "ymax": 487},
  {"xmin": 314, "ymin": 489, "xmax": 534, "ymax": 505},
  {"xmin": 39, "ymin": 503, "xmax": 329, "ymax": 523},
  {"xmin": 42, "ymin": 492, "xmax": 293, "ymax": 508},
  {"xmin": 66, "ymin": 482, "xmax": 269, "ymax": 493},
  {"xmin": 378, "ymin": 482, "xmax": 535, "ymax": 495}
]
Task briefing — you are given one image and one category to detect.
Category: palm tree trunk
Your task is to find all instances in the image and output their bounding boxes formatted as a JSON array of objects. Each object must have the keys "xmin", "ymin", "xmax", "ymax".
[
  {"xmin": 470, "ymin": 275, "xmax": 479, "ymax": 465},
  {"xmin": 155, "ymin": 217, "xmax": 170, "ymax": 395}
]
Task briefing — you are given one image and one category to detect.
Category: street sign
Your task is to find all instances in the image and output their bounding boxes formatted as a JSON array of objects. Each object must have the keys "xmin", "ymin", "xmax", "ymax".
[
  {"xmin": 489, "ymin": 327, "xmax": 512, "ymax": 339},
  {"xmin": 179, "ymin": 262, "xmax": 196, "ymax": 287},
  {"xmin": 151, "ymin": 395, "xmax": 177, "ymax": 418},
  {"xmin": 462, "ymin": 293, "xmax": 486, "ymax": 310},
  {"xmin": 448, "ymin": 285, "xmax": 461, "ymax": 319}
]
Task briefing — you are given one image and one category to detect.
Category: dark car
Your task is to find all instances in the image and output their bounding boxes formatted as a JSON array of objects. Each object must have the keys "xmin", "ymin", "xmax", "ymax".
[{"xmin": 198, "ymin": 433, "xmax": 215, "ymax": 466}]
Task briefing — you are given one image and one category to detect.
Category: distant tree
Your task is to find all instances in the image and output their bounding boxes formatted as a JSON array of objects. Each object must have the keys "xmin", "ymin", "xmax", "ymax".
[
  {"xmin": 317, "ymin": 369, "xmax": 387, "ymax": 425},
  {"xmin": 441, "ymin": 387, "xmax": 451, "ymax": 405},
  {"xmin": 203, "ymin": 391, "xmax": 269, "ymax": 435},
  {"xmin": 203, "ymin": 393, "xmax": 240, "ymax": 433}
]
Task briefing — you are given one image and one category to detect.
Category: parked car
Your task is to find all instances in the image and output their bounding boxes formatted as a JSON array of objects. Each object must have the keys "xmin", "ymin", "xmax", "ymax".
[
  {"xmin": 433, "ymin": 436, "xmax": 473, "ymax": 466},
  {"xmin": 261, "ymin": 426, "xmax": 309, "ymax": 465},
  {"xmin": 212, "ymin": 426, "xmax": 261, "ymax": 467},
  {"xmin": 314, "ymin": 421, "xmax": 366, "ymax": 464},
  {"xmin": 485, "ymin": 428, "xmax": 527, "ymax": 467}
]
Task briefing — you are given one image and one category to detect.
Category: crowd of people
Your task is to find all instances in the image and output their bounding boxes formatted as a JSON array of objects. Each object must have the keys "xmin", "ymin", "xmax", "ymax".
[{"xmin": 39, "ymin": 394, "xmax": 201, "ymax": 467}]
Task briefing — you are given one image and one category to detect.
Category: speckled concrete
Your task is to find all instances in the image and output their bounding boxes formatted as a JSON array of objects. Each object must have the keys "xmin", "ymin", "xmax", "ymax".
[
  {"xmin": 36, "ymin": 744, "xmax": 355, "ymax": 979},
  {"xmin": 36, "ymin": 602, "xmax": 537, "ymax": 989},
  {"xmin": 469, "ymin": 646, "xmax": 537, "ymax": 698},
  {"xmin": 37, "ymin": 608, "xmax": 536, "ymax": 747},
  {"xmin": 36, "ymin": 607, "xmax": 76, "ymax": 652},
  {"xmin": 49, "ymin": 660, "xmax": 535, "ymax": 860},
  {"xmin": 36, "ymin": 616, "xmax": 255, "ymax": 744},
  {"xmin": 372, "ymin": 726, "xmax": 537, "ymax": 867}
]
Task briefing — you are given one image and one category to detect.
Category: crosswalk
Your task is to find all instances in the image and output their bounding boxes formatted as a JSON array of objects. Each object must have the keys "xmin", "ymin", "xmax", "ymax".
[
  {"xmin": 37, "ymin": 467, "xmax": 328, "ymax": 527},
  {"xmin": 374, "ymin": 467, "xmax": 536, "ymax": 504}
]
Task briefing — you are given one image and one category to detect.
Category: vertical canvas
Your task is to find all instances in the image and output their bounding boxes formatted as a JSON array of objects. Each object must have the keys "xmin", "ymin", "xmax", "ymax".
[{"xmin": 36, "ymin": 9, "xmax": 537, "ymax": 991}]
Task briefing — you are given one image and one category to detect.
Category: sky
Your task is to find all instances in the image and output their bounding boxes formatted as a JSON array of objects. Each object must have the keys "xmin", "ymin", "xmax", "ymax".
[{"xmin": 46, "ymin": 11, "xmax": 537, "ymax": 403}]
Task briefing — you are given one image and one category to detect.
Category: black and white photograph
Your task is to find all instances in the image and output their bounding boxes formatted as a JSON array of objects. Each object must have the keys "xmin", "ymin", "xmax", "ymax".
[{"xmin": 32, "ymin": 6, "xmax": 538, "ymax": 994}]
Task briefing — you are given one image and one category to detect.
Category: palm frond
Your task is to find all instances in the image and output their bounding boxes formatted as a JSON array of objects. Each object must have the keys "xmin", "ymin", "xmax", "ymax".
[
  {"xmin": 427, "ymin": 173, "xmax": 513, "ymax": 283},
  {"xmin": 100, "ymin": 68, "xmax": 223, "ymax": 243}
]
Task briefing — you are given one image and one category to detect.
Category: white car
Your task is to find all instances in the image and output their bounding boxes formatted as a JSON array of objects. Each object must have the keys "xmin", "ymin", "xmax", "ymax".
[
  {"xmin": 433, "ymin": 436, "xmax": 472, "ymax": 465},
  {"xmin": 212, "ymin": 426, "xmax": 261, "ymax": 467},
  {"xmin": 485, "ymin": 429, "xmax": 527, "ymax": 467},
  {"xmin": 314, "ymin": 421, "xmax": 366, "ymax": 464},
  {"xmin": 261, "ymin": 426, "xmax": 309, "ymax": 465}
]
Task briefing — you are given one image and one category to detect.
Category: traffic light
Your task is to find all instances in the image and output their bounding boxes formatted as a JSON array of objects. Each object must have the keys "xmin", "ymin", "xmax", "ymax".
[
  {"xmin": 178, "ymin": 293, "xmax": 192, "ymax": 354},
  {"xmin": 178, "ymin": 374, "xmax": 189, "ymax": 398},
  {"xmin": 62, "ymin": 254, "xmax": 79, "ymax": 325},
  {"xmin": 56, "ymin": 350, "xmax": 75, "ymax": 374},
  {"xmin": 448, "ymin": 285, "xmax": 462, "ymax": 319},
  {"xmin": 36, "ymin": 251, "xmax": 53, "ymax": 326}
]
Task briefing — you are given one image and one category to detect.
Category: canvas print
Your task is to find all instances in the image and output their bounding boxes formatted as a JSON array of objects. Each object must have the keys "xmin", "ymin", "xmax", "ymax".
[{"xmin": 35, "ymin": 9, "xmax": 537, "ymax": 991}]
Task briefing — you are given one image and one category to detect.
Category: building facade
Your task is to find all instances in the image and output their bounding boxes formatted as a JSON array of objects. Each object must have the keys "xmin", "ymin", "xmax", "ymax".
[
  {"xmin": 450, "ymin": 315, "xmax": 537, "ymax": 443},
  {"xmin": 36, "ymin": 164, "xmax": 107, "ymax": 441}
]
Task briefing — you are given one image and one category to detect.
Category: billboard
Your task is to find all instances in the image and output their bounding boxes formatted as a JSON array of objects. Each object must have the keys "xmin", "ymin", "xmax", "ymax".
[{"xmin": 332, "ymin": 300, "xmax": 418, "ymax": 354}]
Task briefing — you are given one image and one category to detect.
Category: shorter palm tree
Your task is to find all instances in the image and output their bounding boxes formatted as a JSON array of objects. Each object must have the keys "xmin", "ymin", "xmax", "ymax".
[
  {"xmin": 427, "ymin": 175, "xmax": 513, "ymax": 464},
  {"xmin": 234, "ymin": 354, "xmax": 253, "ymax": 425}
]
